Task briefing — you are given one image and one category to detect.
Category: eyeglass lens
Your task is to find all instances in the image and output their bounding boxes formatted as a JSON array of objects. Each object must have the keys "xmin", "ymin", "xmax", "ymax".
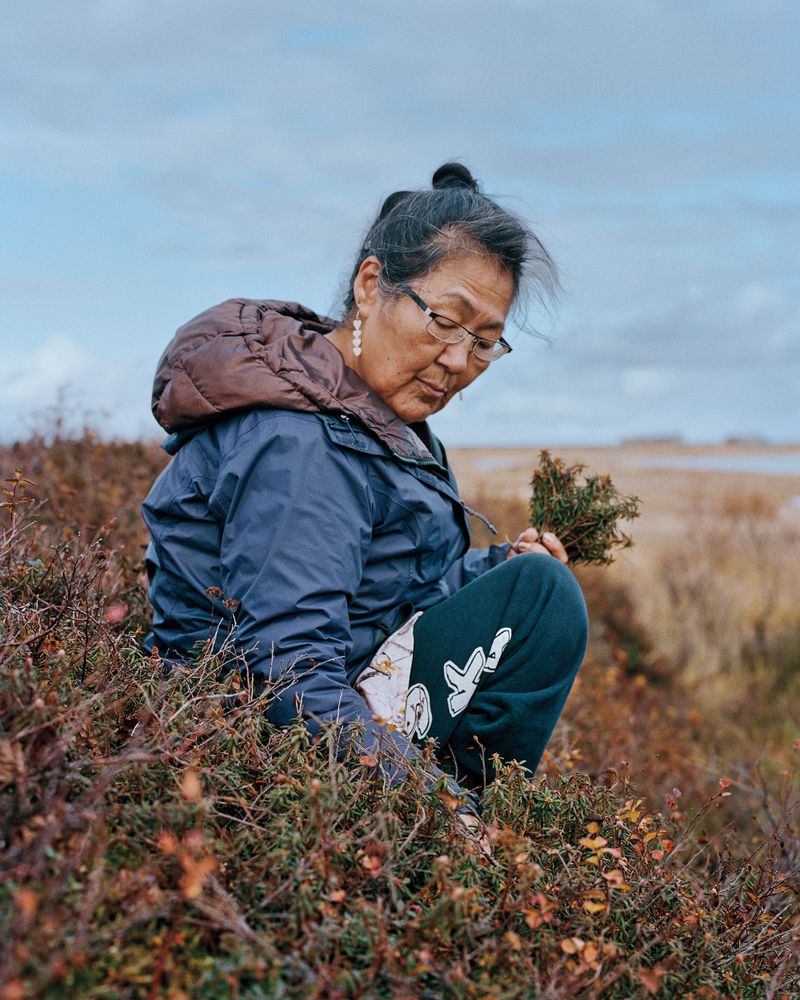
[{"xmin": 425, "ymin": 318, "xmax": 506, "ymax": 360}]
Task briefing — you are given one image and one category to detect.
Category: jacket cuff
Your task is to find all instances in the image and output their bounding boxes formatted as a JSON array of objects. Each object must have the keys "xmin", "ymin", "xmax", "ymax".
[{"xmin": 341, "ymin": 719, "xmax": 482, "ymax": 817}]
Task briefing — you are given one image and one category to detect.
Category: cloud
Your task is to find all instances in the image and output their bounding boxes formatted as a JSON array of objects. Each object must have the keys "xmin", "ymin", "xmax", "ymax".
[
  {"xmin": 0, "ymin": 334, "xmax": 158, "ymax": 443},
  {"xmin": 3, "ymin": 2, "xmax": 798, "ymax": 186},
  {"xmin": 431, "ymin": 280, "xmax": 800, "ymax": 444},
  {"xmin": 568, "ymin": 283, "xmax": 800, "ymax": 370},
  {"xmin": 3, "ymin": 334, "xmax": 89, "ymax": 405},
  {"xmin": 1, "ymin": 2, "xmax": 798, "ymax": 444}
]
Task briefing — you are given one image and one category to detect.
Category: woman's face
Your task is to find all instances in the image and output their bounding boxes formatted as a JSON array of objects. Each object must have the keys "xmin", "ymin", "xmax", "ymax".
[{"xmin": 343, "ymin": 253, "xmax": 515, "ymax": 424}]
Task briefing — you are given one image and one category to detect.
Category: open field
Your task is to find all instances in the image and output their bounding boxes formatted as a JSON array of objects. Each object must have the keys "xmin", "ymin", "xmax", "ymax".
[
  {"xmin": 454, "ymin": 440, "xmax": 800, "ymax": 792},
  {"xmin": 1, "ymin": 433, "xmax": 798, "ymax": 997},
  {"xmin": 449, "ymin": 441, "xmax": 800, "ymax": 563}
]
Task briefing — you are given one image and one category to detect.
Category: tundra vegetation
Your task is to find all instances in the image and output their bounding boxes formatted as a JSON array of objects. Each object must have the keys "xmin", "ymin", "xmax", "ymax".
[{"xmin": 1, "ymin": 422, "xmax": 798, "ymax": 999}]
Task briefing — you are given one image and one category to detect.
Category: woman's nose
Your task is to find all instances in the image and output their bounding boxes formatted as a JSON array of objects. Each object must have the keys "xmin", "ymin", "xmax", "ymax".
[{"xmin": 437, "ymin": 339, "xmax": 472, "ymax": 373}]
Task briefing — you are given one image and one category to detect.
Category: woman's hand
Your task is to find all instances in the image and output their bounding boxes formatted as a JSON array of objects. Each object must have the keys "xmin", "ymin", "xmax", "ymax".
[
  {"xmin": 455, "ymin": 810, "xmax": 494, "ymax": 860},
  {"xmin": 507, "ymin": 527, "xmax": 569, "ymax": 565}
]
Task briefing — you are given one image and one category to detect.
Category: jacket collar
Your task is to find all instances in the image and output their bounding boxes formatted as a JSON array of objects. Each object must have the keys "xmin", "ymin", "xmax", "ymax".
[{"xmin": 151, "ymin": 298, "xmax": 436, "ymax": 463}]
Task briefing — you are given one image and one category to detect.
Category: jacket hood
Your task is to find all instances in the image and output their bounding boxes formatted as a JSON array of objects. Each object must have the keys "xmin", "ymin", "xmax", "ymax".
[{"xmin": 151, "ymin": 298, "xmax": 435, "ymax": 462}]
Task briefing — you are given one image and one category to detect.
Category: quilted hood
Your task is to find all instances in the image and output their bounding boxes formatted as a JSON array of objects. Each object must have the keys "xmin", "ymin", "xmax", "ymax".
[{"xmin": 151, "ymin": 298, "xmax": 435, "ymax": 462}]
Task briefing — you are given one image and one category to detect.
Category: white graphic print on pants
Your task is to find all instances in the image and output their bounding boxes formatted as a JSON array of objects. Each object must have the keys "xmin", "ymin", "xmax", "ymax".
[
  {"xmin": 443, "ymin": 627, "xmax": 512, "ymax": 717},
  {"xmin": 356, "ymin": 620, "xmax": 513, "ymax": 739}
]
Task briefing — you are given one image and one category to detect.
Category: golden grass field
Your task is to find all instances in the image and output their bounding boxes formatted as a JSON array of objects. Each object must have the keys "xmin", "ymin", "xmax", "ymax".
[
  {"xmin": 454, "ymin": 441, "xmax": 800, "ymax": 766},
  {"xmin": 449, "ymin": 440, "xmax": 800, "ymax": 565}
]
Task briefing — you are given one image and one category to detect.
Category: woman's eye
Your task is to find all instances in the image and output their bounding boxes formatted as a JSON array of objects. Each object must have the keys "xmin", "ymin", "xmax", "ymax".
[
  {"xmin": 433, "ymin": 318, "xmax": 459, "ymax": 332},
  {"xmin": 477, "ymin": 339, "xmax": 495, "ymax": 351}
]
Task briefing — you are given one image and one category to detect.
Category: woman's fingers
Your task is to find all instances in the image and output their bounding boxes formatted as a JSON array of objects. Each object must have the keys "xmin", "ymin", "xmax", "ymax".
[
  {"xmin": 506, "ymin": 527, "xmax": 539, "ymax": 559},
  {"xmin": 508, "ymin": 527, "xmax": 569, "ymax": 564},
  {"xmin": 540, "ymin": 531, "xmax": 569, "ymax": 564},
  {"xmin": 512, "ymin": 542, "xmax": 551, "ymax": 557}
]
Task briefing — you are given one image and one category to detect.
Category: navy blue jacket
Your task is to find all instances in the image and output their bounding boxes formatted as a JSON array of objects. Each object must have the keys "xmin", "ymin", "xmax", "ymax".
[{"xmin": 143, "ymin": 298, "xmax": 508, "ymax": 777}]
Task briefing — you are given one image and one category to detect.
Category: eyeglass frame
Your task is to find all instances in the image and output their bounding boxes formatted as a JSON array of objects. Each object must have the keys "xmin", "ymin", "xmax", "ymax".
[{"xmin": 400, "ymin": 285, "xmax": 513, "ymax": 362}]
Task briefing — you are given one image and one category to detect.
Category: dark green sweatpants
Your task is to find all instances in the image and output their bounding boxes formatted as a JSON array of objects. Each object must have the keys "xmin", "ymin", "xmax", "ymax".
[{"xmin": 406, "ymin": 553, "xmax": 589, "ymax": 791}]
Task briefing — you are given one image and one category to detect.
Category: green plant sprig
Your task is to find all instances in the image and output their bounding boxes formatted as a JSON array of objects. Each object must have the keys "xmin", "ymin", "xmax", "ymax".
[{"xmin": 529, "ymin": 450, "xmax": 641, "ymax": 565}]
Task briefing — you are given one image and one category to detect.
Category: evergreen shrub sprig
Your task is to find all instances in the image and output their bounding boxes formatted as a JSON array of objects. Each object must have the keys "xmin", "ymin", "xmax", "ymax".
[{"xmin": 529, "ymin": 450, "xmax": 641, "ymax": 565}]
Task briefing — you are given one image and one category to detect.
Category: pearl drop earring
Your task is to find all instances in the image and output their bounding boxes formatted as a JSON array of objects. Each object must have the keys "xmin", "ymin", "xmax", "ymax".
[{"xmin": 352, "ymin": 311, "xmax": 363, "ymax": 357}]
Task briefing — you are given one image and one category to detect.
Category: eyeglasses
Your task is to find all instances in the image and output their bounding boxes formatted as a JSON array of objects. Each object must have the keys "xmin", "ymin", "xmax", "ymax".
[{"xmin": 401, "ymin": 287, "xmax": 512, "ymax": 362}]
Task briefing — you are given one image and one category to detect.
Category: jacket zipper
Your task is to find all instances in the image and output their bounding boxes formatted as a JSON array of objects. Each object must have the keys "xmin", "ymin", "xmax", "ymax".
[{"xmin": 337, "ymin": 413, "xmax": 497, "ymax": 534}]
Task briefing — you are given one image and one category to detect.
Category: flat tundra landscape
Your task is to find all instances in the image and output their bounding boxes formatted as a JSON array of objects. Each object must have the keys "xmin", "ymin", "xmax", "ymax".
[{"xmin": 449, "ymin": 440, "xmax": 800, "ymax": 570}]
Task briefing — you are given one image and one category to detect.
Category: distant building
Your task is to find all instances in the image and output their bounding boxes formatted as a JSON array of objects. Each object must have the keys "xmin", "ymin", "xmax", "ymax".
[
  {"xmin": 620, "ymin": 435, "xmax": 684, "ymax": 447},
  {"xmin": 724, "ymin": 435, "xmax": 768, "ymax": 446}
]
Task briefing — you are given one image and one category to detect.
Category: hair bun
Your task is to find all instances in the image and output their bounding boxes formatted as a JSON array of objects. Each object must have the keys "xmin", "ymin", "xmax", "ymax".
[
  {"xmin": 377, "ymin": 189, "xmax": 412, "ymax": 220},
  {"xmin": 432, "ymin": 162, "xmax": 479, "ymax": 192}
]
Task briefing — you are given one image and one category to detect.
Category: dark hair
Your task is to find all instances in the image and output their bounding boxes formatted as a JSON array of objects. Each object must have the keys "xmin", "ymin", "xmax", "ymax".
[{"xmin": 342, "ymin": 162, "xmax": 559, "ymax": 332}]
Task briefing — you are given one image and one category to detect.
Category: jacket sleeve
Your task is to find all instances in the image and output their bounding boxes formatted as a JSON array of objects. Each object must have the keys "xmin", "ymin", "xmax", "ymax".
[
  {"xmin": 426, "ymin": 427, "xmax": 512, "ymax": 594},
  {"xmin": 209, "ymin": 413, "xmax": 376, "ymax": 726},
  {"xmin": 207, "ymin": 413, "xmax": 474, "ymax": 805},
  {"xmin": 444, "ymin": 542, "xmax": 512, "ymax": 594}
]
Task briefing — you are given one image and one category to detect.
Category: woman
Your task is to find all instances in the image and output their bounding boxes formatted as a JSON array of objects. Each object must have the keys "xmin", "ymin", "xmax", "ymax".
[{"xmin": 142, "ymin": 162, "xmax": 588, "ymax": 828}]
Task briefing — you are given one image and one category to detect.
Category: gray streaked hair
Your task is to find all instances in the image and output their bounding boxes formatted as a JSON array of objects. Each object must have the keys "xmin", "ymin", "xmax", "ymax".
[{"xmin": 341, "ymin": 162, "xmax": 559, "ymax": 335}]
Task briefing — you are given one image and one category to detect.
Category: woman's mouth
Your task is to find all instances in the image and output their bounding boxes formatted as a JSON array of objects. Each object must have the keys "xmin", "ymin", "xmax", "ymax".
[{"xmin": 417, "ymin": 378, "xmax": 447, "ymax": 399}]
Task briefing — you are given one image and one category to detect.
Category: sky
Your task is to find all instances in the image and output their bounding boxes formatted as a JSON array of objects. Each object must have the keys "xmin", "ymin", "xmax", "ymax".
[{"xmin": 1, "ymin": 0, "xmax": 798, "ymax": 446}]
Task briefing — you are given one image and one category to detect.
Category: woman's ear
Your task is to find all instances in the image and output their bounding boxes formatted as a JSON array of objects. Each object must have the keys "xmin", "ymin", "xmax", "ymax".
[{"xmin": 352, "ymin": 255, "xmax": 382, "ymax": 319}]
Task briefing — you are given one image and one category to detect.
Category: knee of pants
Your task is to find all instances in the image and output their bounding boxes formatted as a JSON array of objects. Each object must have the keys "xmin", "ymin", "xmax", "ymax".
[{"xmin": 506, "ymin": 552, "xmax": 589, "ymax": 645}]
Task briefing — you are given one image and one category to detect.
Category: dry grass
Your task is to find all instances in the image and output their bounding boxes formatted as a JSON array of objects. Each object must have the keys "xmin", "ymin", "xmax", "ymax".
[
  {"xmin": 457, "ymin": 443, "xmax": 800, "ymax": 754},
  {"xmin": 0, "ymin": 430, "xmax": 798, "ymax": 998},
  {"xmin": 461, "ymin": 445, "xmax": 800, "ymax": 916}
]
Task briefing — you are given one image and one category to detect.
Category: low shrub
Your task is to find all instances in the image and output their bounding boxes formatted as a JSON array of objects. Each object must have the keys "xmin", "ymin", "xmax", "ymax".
[{"xmin": 1, "ymin": 437, "xmax": 798, "ymax": 998}]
